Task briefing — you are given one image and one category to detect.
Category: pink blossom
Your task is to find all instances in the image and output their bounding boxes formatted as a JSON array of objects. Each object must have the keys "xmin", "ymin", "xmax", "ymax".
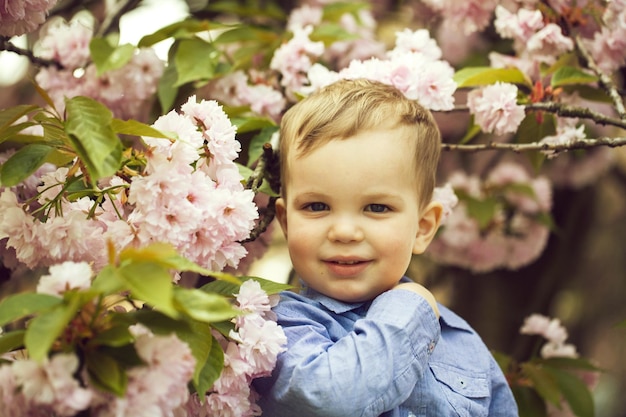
[
  {"xmin": 520, "ymin": 314, "xmax": 579, "ymax": 359},
  {"xmin": 544, "ymin": 147, "xmax": 614, "ymax": 189},
  {"xmin": 467, "ymin": 82, "xmax": 526, "ymax": 136},
  {"xmin": 390, "ymin": 28, "xmax": 442, "ymax": 61},
  {"xmin": 35, "ymin": 18, "xmax": 92, "ymax": 69},
  {"xmin": 36, "ymin": 261, "xmax": 93, "ymax": 296},
  {"xmin": 230, "ymin": 315, "xmax": 287, "ymax": 378},
  {"xmin": 494, "ymin": 6, "xmax": 544, "ymax": 44},
  {"xmin": 431, "ymin": 183, "xmax": 458, "ymax": 224},
  {"xmin": 0, "ymin": 0, "xmax": 58, "ymax": 37},
  {"xmin": 287, "ymin": 5, "xmax": 322, "ymax": 31},
  {"xmin": 526, "ymin": 23, "xmax": 574, "ymax": 64},
  {"xmin": 95, "ymin": 332, "xmax": 195, "ymax": 417},
  {"xmin": 235, "ymin": 280, "xmax": 279, "ymax": 321},
  {"xmin": 586, "ymin": 26, "xmax": 626, "ymax": 74},
  {"xmin": 540, "ymin": 124, "xmax": 587, "ymax": 158},
  {"xmin": 12, "ymin": 353, "xmax": 92, "ymax": 416},
  {"xmin": 541, "ymin": 342, "xmax": 578, "ymax": 359},
  {"xmin": 270, "ymin": 25, "xmax": 325, "ymax": 95},
  {"xmin": 422, "ymin": 0, "xmax": 498, "ymax": 35}
]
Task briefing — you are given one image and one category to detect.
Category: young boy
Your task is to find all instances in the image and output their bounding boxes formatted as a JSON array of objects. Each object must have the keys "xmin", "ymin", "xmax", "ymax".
[{"xmin": 255, "ymin": 79, "xmax": 518, "ymax": 416}]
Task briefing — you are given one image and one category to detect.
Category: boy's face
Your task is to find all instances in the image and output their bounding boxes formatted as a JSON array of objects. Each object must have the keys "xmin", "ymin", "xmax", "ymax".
[{"xmin": 276, "ymin": 125, "xmax": 441, "ymax": 303}]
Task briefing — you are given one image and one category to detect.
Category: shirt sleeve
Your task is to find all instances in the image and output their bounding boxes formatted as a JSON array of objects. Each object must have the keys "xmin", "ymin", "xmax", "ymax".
[
  {"xmin": 257, "ymin": 289, "xmax": 441, "ymax": 417},
  {"xmin": 488, "ymin": 354, "xmax": 519, "ymax": 416}
]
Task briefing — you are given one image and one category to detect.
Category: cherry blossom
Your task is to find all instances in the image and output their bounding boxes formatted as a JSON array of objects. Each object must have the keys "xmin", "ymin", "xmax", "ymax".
[
  {"xmin": 467, "ymin": 82, "xmax": 526, "ymax": 136},
  {"xmin": 0, "ymin": 0, "xmax": 58, "ymax": 37}
]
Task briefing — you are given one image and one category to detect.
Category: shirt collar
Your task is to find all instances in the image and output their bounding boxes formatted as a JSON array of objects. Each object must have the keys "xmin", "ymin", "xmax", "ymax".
[{"xmin": 301, "ymin": 285, "xmax": 369, "ymax": 314}]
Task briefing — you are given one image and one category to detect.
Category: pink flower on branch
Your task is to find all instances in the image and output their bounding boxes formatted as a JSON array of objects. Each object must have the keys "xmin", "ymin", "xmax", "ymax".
[
  {"xmin": 467, "ymin": 82, "xmax": 526, "ymax": 136},
  {"xmin": 0, "ymin": 0, "xmax": 58, "ymax": 37}
]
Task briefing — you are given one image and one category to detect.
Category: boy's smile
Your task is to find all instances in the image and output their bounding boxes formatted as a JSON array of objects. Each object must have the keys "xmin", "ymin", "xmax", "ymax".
[{"xmin": 276, "ymin": 124, "xmax": 438, "ymax": 302}]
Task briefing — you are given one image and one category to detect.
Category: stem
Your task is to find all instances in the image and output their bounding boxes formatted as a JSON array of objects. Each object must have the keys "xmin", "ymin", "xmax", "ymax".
[
  {"xmin": 442, "ymin": 135, "xmax": 626, "ymax": 153},
  {"xmin": 0, "ymin": 36, "xmax": 63, "ymax": 69},
  {"xmin": 575, "ymin": 35, "xmax": 626, "ymax": 119}
]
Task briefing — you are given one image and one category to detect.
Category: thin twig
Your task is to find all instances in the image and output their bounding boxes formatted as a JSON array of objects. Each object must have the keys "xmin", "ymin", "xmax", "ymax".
[
  {"xmin": 525, "ymin": 102, "xmax": 626, "ymax": 130},
  {"xmin": 96, "ymin": 0, "xmax": 142, "ymax": 38},
  {"xmin": 442, "ymin": 136, "xmax": 626, "ymax": 153},
  {"xmin": 0, "ymin": 36, "xmax": 63, "ymax": 69},
  {"xmin": 575, "ymin": 35, "xmax": 626, "ymax": 119}
]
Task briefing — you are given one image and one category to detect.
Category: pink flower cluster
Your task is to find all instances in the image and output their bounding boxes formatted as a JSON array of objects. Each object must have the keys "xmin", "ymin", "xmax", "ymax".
[
  {"xmin": 92, "ymin": 328, "xmax": 197, "ymax": 417},
  {"xmin": 34, "ymin": 17, "xmax": 164, "ymax": 120},
  {"xmin": 302, "ymin": 28, "xmax": 457, "ymax": 111},
  {"xmin": 270, "ymin": 24, "xmax": 325, "ymax": 99},
  {"xmin": 184, "ymin": 280, "xmax": 286, "ymax": 417},
  {"xmin": 467, "ymin": 82, "xmax": 526, "ymax": 136},
  {"xmin": 0, "ymin": 329, "xmax": 196, "ymax": 417},
  {"xmin": 0, "ymin": 0, "xmax": 58, "ymax": 37},
  {"xmin": 206, "ymin": 70, "xmax": 286, "ymax": 122},
  {"xmin": 520, "ymin": 314, "xmax": 578, "ymax": 359},
  {"xmin": 0, "ymin": 96, "xmax": 258, "ymax": 274},
  {"xmin": 583, "ymin": 0, "xmax": 626, "ymax": 74},
  {"xmin": 494, "ymin": 5, "xmax": 574, "ymax": 66},
  {"xmin": 427, "ymin": 162, "xmax": 553, "ymax": 273},
  {"xmin": 422, "ymin": 0, "xmax": 497, "ymax": 35}
]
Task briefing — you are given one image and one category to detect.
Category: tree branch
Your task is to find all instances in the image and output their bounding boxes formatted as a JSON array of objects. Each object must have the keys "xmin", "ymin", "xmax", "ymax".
[
  {"xmin": 0, "ymin": 37, "xmax": 63, "ymax": 69},
  {"xmin": 575, "ymin": 35, "xmax": 626, "ymax": 119},
  {"xmin": 96, "ymin": 0, "xmax": 142, "ymax": 38},
  {"xmin": 442, "ymin": 136, "xmax": 626, "ymax": 153},
  {"xmin": 525, "ymin": 101, "xmax": 626, "ymax": 130}
]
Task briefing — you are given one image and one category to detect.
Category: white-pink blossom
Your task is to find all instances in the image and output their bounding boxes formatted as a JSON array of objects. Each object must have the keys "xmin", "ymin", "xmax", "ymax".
[
  {"xmin": 270, "ymin": 25, "xmax": 325, "ymax": 95},
  {"xmin": 35, "ymin": 17, "xmax": 92, "ymax": 69},
  {"xmin": 421, "ymin": 0, "xmax": 498, "ymax": 35},
  {"xmin": 467, "ymin": 82, "xmax": 526, "ymax": 136},
  {"xmin": 0, "ymin": 0, "xmax": 58, "ymax": 37},
  {"xmin": 431, "ymin": 183, "xmax": 458, "ymax": 224},
  {"xmin": 12, "ymin": 353, "xmax": 92, "ymax": 416},
  {"xmin": 526, "ymin": 23, "xmax": 574, "ymax": 64},
  {"xmin": 36, "ymin": 261, "xmax": 93, "ymax": 296}
]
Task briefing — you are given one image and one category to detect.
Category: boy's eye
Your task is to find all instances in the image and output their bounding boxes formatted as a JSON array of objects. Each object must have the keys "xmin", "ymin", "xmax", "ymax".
[
  {"xmin": 305, "ymin": 202, "xmax": 329, "ymax": 212},
  {"xmin": 366, "ymin": 204, "xmax": 389, "ymax": 213}
]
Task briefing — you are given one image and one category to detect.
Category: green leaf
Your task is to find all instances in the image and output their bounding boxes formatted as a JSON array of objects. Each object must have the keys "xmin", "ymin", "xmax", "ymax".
[
  {"xmin": 119, "ymin": 243, "xmax": 214, "ymax": 276},
  {"xmin": 85, "ymin": 349, "xmax": 128, "ymax": 396},
  {"xmin": 323, "ymin": 1, "xmax": 368, "ymax": 21},
  {"xmin": 230, "ymin": 116, "xmax": 276, "ymax": 134},
  {"xmin": 247, "ymin": 126, "xmax": 279, "ymax": 166},
  {"xmin": 194, "ymin": 333, "xmax": 224, "ymax": 395},
  {"xmin": 173, "ymin": 287, "xmax": 239, "ymax": 323},
  {"xmin": 174, "ymin": 38, "xmax": 220, "ymax": 87},
  {"xmin": 0, "ymin": 104, "xmax": 39, "ymax": 132},
  {"xmin": 456, "ymin": 191, "xmax": 499, "ymax": 230},
  {"xmin": 24, "ymin": 296, "xmax": 81, "ymax": 361},
  {"xmin": 547, "ymin": 367, "xmax": 595, "ymax": 417},
  {"xmin": 91, "ymin": 265, "xmax": 125, "ymax": 295},
  {"xmin": 139, "ymin": 19, "xmax": 227, "ymax": 47},
  {"xmin": 111, "ymin": 118, "xmax": 172, "ymax": 139},
  {"xmin": 64, "ymin": 96, "xmax": 123, "ymax": 182},
  {"xmin": 91, "ymin": 325, "xmax": 134, "ymax": 347},
  {"xmin": 453, "ymin": 67, "xmax": 532, "ymax": 88},
  {"xmin": 551, "ymin": 66, "xmax": 598, "ymax": 88},
  {"xmin": 543, "ymin": 357, "xmax": 602, "ymax": 372},
  {"xmin": 175, "ymin": 320, "xmax": 216, "ymax": 390},
  {"xmin": 201, "ymin": 276, "xmax": 291, "ymax": 297},
  {"xmin": 207, "ymin": 1, "xmax": 285, "ymax": 19},
  {"xmin": 89, "ymin": 38, "xmax": 135, "ymax": 75},
  {"xmin": 118, "ymin": 261, "xmax": 178, "ymax": 318},
  {"xmin": 522, "ymin": 362, "xmax": 562, "ymax": 406},
  {"xmin": 310, "ymin": 23, "xmax": 357, "ymax": 44},
  {"xmin": 0, "ymin": 330, "xmax": 25, "ymax": 354},
  {"xmin": 0, "ymin": 293, "xmax": 63, "ymax": 327},
  {"xmin": 0, "ymin": 143, "xmax": 54, "ymax": 186},
  {"xmin": 512, "ymin": 386, "xmax": 548, "ymax": 417},
  {"xmin": 158, "ymin": 63, "xmax": 180, "ymax": 113}
]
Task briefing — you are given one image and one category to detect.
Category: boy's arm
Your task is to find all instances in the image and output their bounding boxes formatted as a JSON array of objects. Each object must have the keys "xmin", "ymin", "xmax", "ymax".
[{"xmin": 258, "ymin": 288, "xmax": 440, "ymax": 417}]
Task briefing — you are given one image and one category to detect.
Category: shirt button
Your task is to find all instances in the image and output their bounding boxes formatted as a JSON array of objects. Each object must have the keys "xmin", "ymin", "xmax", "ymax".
[{"xmin": 427, "ymin": 341, "xmax": 436, "ymax": 354}]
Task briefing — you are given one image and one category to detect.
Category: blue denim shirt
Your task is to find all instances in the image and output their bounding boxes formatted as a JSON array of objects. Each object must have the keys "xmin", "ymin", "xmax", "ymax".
[{"xmin": 254, "ymin": 279, "xmax": 518, "ymax": 417}]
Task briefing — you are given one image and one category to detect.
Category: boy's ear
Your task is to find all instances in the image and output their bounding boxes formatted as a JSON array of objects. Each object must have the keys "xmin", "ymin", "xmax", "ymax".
[
  {"xmin": 413, "ymin": 201, "xmax": 443, "ymax": 255},
  {"xmin": 275, "ymin": 197, "xmax": 288, "ymax": 238}
]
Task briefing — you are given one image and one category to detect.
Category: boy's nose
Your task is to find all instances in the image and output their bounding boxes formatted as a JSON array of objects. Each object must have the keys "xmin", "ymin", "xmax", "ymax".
[{"xmin": 328, "ymin": 218, "xmax": 364, "ymax": 243}]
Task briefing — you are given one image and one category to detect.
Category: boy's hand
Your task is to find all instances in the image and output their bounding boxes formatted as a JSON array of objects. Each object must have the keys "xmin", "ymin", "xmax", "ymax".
[{"xmin": 393, "ymin": 282, "xmax": 440, "ymax": 318}]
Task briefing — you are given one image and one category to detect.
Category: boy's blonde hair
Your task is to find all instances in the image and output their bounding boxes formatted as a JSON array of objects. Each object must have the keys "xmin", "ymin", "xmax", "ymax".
[{"xmin": 279, "ymin": 78, "xmax": 441, "ymax": 209}]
